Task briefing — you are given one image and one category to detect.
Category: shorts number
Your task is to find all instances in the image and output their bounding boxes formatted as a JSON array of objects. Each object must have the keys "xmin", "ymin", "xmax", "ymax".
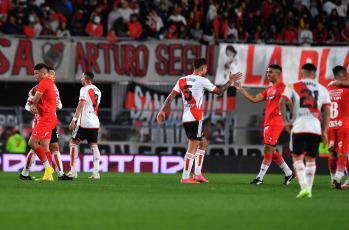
[
  {"xmin": 184, "ymin": 85, "xmax": 192, "ymax": 101},
  {"xmin": 300, "ymin": 89, "xmax": 318, "ymax": 109},
  {"xmin": 331, "ymin": 102, "xmax": 339, "ymax": 119}
]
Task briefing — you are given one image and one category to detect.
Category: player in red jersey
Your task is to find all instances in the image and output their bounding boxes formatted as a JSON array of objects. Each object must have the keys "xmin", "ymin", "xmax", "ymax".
[
  {"xmin": 157, "ymin": 57, "xmax": 242, "ymax": 183},
  {"xmin": 27, "ymin": 63, "xmax": 58, "ymax": 181},
  {"xmin": 234, "ymin": 64, "xmax": 295, "ymax": 185},
  {"xmin": 20, "ymin": 66, "xmax": 72, "ymax": 180},
  {"xmin": 327, "ymin": 66, "xmax": 349, "ymax": 189}
]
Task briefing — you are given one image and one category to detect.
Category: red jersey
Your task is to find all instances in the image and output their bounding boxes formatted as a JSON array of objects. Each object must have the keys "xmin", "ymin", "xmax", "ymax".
[
  {"xmin": 259, "ymin": 82, "xmax": 285, "ymax": 127},
  {"xmin": 37, "ymin": 78, "xmax": 58, "ymax": 118},
  {"xmin": 327, "ymin": 86, "xmax": 349, "ymax": 130}
]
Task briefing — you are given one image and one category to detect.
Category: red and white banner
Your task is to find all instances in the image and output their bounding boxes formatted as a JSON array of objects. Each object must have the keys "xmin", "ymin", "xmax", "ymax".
[
  {"xmin": 0, "ymin": 38, "xmax": 73, "ymax": 81},
  {"xmin": 215, "ymin": 43, "xmax": 349, "ymax": 87},
  {"xmin": 75, "ymin": 40, "xmax": 215, "ymax": 83}
]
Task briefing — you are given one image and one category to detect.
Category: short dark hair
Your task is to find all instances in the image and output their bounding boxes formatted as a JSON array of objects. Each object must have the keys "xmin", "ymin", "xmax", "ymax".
[
  {"xmin": 47, "ymin": 66, "xmax": 55, "ymax": 71},
  {"xmin": 302, "ymin": 63, "xmax": 317, "ymax": 72},
  {"xmin": 83, "ymin": 71, "xmax": 94, "ymax": 81},
  {"xmin": 268, "ymin": 64, "xmax": 282, "ymax": 71},
  {"xmin": 33, "ymin": 63, "xmax": 48, "ymax": 72},
  {"xmin": 193, "ymin": 57, "xmax": 207, "ymax": 69},
  {"xmin": 332, "ymin": 65, "xmax": 346, "ymax": 77}
]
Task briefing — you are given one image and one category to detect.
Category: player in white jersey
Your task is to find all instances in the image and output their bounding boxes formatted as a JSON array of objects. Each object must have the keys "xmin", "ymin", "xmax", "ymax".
[
  {"xmin": 67, "ymin": 71, "xmax": 102, "ymax": 179},
  {"xmin": 280, "ymin": 63, "xmax": 331, "ymax": 198},
  {"xmin": 20, "ymin": 66, "xmax": 72, "ymax": 180},
  {"xmin": 157, "ymin": 57, "xmax": 242, "ymax": 183}
]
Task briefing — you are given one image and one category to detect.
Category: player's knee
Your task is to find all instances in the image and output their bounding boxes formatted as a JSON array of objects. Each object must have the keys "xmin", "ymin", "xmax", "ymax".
[
  {"xmin": 264, "ymin": 144, "xmax": 274, "ymax": 153},
  {"xmin": 199, "ymin": 138, "xmax": 208, "ymax": 150},
  {"xmin": 70, "ymin": 140, "xmax": 79, "ymax": 146}
]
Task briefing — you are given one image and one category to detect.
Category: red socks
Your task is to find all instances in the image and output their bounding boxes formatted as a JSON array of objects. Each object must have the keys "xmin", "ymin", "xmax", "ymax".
[
  {"xmin": 262, "ymin": 153, "xmax": 273, "ymax": 166},
  {"xmin": 328, "ymin": 158, "xmax": 337, "ymax": 175},
  {"xmin": 34, "ymin": 146, "xmax": 47, "ymax": 163},
  {"xmin": 45, "ymin": 152, "xmax": 53, "ymax": 166},
  {"xmin": 272, "ymin": 151, "xmax": 285, "ymax": 166},
  {"xmin": 337, "ymin": 155, "xmax": 348, "ymax": 173}
]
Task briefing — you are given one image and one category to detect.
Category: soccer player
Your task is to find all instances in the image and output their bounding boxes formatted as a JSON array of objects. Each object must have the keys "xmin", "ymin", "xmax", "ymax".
[
  {"xmin": 157, "ymin": 57, "xmax": 242, "ymax": 183},
  {"xmin": 27, "ymin": 63, "xmax": 58, "ymax": 181},
  {"xmin": 326, "ymin": 66, "xmax": 349, "ymax": 189},
  {"xmin": 20, "ymin": 67, "xmax": 72, "ymax": 180},
  {"xmin": 67, "ymin": 71, "xmax": 102, "ymax": 179},
  {"xmin": 280, "ymin": 63, "xmax": 331, "ymax": 198},
  {"xmin": 234, "ymin": 64, "xmax": 295, "ymax": 185}
]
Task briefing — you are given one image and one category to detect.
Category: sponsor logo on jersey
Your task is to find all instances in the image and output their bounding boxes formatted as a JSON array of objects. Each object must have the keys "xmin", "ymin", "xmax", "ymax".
[{"xmin": 329, "ymin": 120, "xmax": 343, "ymax": 127}]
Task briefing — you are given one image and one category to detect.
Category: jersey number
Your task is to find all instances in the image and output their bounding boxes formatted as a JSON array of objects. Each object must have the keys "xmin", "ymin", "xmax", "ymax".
[
  {"xmin": 331, "ymin": 102, "xmax": 339, "ymax": 119},
  {"xmin": 184, "ymin": 85, "xmax": 193, "ymax": 101},
  {"xmin": 300, "ymin": 89, "xmax": 318, "ymax": 109}
]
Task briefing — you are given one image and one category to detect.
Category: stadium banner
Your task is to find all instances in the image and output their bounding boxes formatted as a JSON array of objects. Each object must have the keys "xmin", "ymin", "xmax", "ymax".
[
  {"xmin": 74, "ymin": 40, "xmax": 215, "ymax": 83},
  {"xmin": 215, "ymin": 43, "xmax": 349, "ymax": 87},
  {"xmin": 0, "ymin": 38, "xmax": 73, "ymax": 81},
  {"xmin": 123, "ymin": 82, "xmax": 236, "ymax": 123},
  {"xmin": 0, "ymin": 153, "xmax": 330, "ymax": 174}
]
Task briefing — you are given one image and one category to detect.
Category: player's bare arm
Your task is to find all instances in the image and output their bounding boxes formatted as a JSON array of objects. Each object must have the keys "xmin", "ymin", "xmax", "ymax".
[
  {"xmin": 69, "ymin": 100, "xmax": 86, "ymax": 130},
  {"xmin": 329, "ymin": 80, "xmax": 349, "ymax": 87},
  {"xmin": 321, "ymin": 105, "xmax": 331, "ymax": 143},
  {"xmin": 279, "ymin": 96, "xmax": 292, "ymax": 133},
  {"xmin": 234, "ymin": 81, "xmax": 265, "ymax": 103},
  {"xmin": 213, "ymin": 71, "xmax": 242, "ymax": 96},
  {"xmin": 157, "ymin": 92, "xmax": 177, "ymax": 124},
  {"xmin": 30, "ymin": 91, "xmax": 43, "ymax": 104}
]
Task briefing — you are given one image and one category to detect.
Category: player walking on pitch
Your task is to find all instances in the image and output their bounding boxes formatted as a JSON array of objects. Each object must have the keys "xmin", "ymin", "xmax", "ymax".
[
  {"xmin": 234, "ymin": 64, "xmax": 295, "ymax": 185},
  {"xmin": 280, "ymin": 63, "xmax": 331, "ymax": 198},
  {"xmin": 326, "ymin": 66, "xmax": 349, "ymax": 189},
  {"xmin": 157, "ymin": 57, "xmax": 242, "ymax": 183},
  {"xmin": 27, "ymin": 63, "xmax": 58, "ymax": 181},
  {"xmin": 20, "ymin": 66, "xmax": 72, "ymax": 180},
  {"xmin": 67, "ymin": 71, "xmax": 102, "ymax": 179}
]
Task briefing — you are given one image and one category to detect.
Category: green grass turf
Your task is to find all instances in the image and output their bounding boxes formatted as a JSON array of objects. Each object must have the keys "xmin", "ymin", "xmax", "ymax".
[{"xmin": 0, "ymin": 172, "xmax": 348, "ymax": 230}]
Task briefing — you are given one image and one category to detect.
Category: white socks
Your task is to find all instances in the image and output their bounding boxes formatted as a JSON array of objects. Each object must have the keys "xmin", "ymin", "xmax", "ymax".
[
  {"xmin": 194, "ymin": 149, "xmax": 205, "ymax": 175},
  {"xmin": 22, "ymin": 150, "xmax": 36, "ymax": 176},
  {"xmin": 305, "ymin": 162, "xmax": 316, "ymax": 192},
  {"xmin": 91, "ymin": 145, "xmax": 100, "ymax": 175},
  {"xmin": 279, "ymin": 162, "xmax": 293, "ymax": 176},
  {"xmin": 182, "ymin": 153, "xmax": 195, "ymax": 180},
  {"xmin": 257, "ymin": 164, "xmax": 269, "ymax": 180},
  {"xmin": 52, "ymin": 151, "xmax": 64, "ymax": 177},
  {"xmin": 70, "ymin": 143, "xmax": 79, "ymax": 173}
]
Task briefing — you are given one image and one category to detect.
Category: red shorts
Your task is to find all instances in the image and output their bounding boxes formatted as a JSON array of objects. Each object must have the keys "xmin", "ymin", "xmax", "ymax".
[
  {"xmin": 264, "ymin": 125, "xmax": 283, "ymax": 146},
  {"xmin": 328, "ymin": 129, "xmax": 349, "ymax": 154},
  {"xmin": 31, "ymin": 116, "xmax": 57, "ymax": 140}
]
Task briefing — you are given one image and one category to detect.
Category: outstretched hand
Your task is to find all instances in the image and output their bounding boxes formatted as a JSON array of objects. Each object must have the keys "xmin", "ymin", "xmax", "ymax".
[
  {"xmin": 229, "ymin": 71, "xmax": 243, "ymax": 84},
  {"xmin": 234, "ymin": 81, "xmax": 242, "ymax": 90},
  {"xmin": 157, "ymin": 110, "xmax": 166, "ymax": 124}
]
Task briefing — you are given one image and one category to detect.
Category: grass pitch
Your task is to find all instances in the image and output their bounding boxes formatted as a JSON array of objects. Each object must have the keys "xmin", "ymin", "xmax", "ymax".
[{"xmin": 0, "ymin": 172, "xmax": 347, "ymax": 230}]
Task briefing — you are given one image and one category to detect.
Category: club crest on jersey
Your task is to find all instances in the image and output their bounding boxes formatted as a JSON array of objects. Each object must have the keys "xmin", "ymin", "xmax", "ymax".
[
  {"xmin": 266, "ymin": 89, "xmax": 276, "ymax": 100},
  {"xmin": 42, "ymin": 42, "xmax": 65, "ymax": 69},
  {"xmin": 269, "ymin": 137, "xmax": 272, "ymax": 142}
]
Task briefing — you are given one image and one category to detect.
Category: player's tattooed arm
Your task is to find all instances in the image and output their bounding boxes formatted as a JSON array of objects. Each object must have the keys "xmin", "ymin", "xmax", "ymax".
[
  {"xmin": 157, "ymin": 92, "xmax": 177, "ymax": 124},
  {"xmin": 213, "ymin": 71, "xmax": 242, "ymax": 96},
  {"xmin": 279, "ymin": 97, "xmax": 292, "ymax": 133}
]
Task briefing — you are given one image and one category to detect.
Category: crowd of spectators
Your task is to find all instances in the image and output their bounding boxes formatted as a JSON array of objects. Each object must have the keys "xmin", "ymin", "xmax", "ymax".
[{"xmin": 1, "ymin": 0, "xmax": 349, "ymax": 44}]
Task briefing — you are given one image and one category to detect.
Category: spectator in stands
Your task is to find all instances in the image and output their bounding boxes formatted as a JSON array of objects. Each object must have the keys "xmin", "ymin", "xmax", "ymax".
[
  {"xmin": 213, "ymin": 9, "xmax": 228, "ymax": 39},
  {"xmin": 313, "ymin": 21, "xmax": 327, "ymax": 43},
  {"xmin": 141, "ymin": 17, "xmax": 154, "ymax": 39},
  {"xmin": 147, "ymin": 8, "xmax": 164, "ymax": 38},
  {"xmin": 53, "ymin": 0, "xmax": 73, "ymax": 21},
  {"xmin": 157, "ymin": 2, "xmax": 168, "ymax": 26},
  {"xmin": 223, "ymin": 20, "xmax": 238, "ymax": 41},
  {"xmin": 23, "ymin": 15, "xmax": 36, "ymax": 38},
  {"xmin": 235, "ymin": 2, "xmax": 246, "ymax": 27},
  {"xmin": 108, "ymin": 2, "xmax": 122, "ymax": 32},
  {"xmin": 279, "ymin": 23, "xmax": 298, "ymax": 42},
  {"xmin": 253, "ymin": 24, "xmax": 268, "ymax": 43},
  {"xmin": 328, "ymin": 22, "xmax": 341, "ymax": 42},
  {"xmin": 57, "ymin": 21, "xmax": 71, "ymax": 37},
  {"xmin": 127, "ymin": 14, "xmax": 142, "ymax": 39},
  {"xmin": 168, "ymin": 7, "xmax": 186, "ymax": 28},
  {"xmin": 27, "ymin": 0, "xmax": 44, "ymax": 19},
  {"xmin": 329, "ymin": 9, "xmax": 341, "ymax": 29},
  {"xmin": 178, "ymin": 24, "xmax": 189, "ymax": 40},
  {"xmin": 47, "ymin": 9, "xmax": 60, "ymax": 32},
  {"xmin": 41, "ymin": 20, "xmax": 55, "ymax": 35},
  {"xmin": 85, "ymin": 15, "xmax": 103, "ymax": 37},
  {"xmin": 309, "ymin": 0, "xmax": 319, "ymax": 18},
  {"xmin": 119, "ymin": 0, "xmax": 133, "ymax": 23},
  {"xmin": 33, "ymin": 13, "xmax": 42, "ymax": 35},
  {"xmin": 0, "ymin": 126, "xmax": 14, "ymax": 153},
  {"xmin": 292, "ymin": 2, "xmax": 312, "ymax": 29},
  {"xmin": 0, "ymin": 15, "xmax": 6, "ymax": 33},
  {"xmin": 190, "ymin": 21, "xmax": 203, "ymax": 41},
  {"xmin": 165, "ymin": 24, "xmax": 177, "ymax": 39},
  {"xmin": 0, "ymin": 0, "xmax": 11, "ymax": 18},
  {"xmin": 323, "ymin": 0, "xmax": 337, "ymax": 16},
  {"xmin": 107, "ymin": 29, "xmax": 118, "ymax": 42},
  {"xmin": 13, "ymin": 2, "xmax": 27, "ymax": 26},
  {"xmin": 268, "ymin": 24, "xmax": 279, "ymax": 41},
  {"xmin": 261, "ymin": 0, "xmax": 282, "ymax": 19},
  {"xmin": 5, "ymin": 15, "xmax": 23, "ymax": 34},
  {"xmin": 206, "ymin": 0, "xmax": 219, "ymax": 26},
  {"xmin": 298, "ymin": 22, "xmax": 313, "ymax": 45},
  {"xmin": 69, "ymin": 10, "xmax": 85, "ymax": 36},
  {"xmin": 336, "ymin": 0, "xmax": 348, "ymax": 17},
  {"xmin": 212, "ymin": 120, "xmax": 225, "ymax": 144},
  {"xmin": 237, "ymin": 25, "xmax": 248, "ymax": 41},
  {"xmin": 341, "ymin": 21, "xmax": 349, "ymax": 42}
]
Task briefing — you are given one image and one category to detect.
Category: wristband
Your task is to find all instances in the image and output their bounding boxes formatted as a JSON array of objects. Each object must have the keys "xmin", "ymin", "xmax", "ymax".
[{"xmin": 72, "ymin": 117, "xmax": 77, "ymax": 121}]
